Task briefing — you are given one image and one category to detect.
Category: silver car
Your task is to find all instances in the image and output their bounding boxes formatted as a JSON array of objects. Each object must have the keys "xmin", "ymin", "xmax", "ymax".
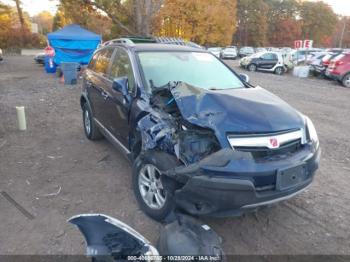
[
  {"xmin": 208, "ymin": 47, "xmax": 222, "ymax": 57},
  {"xmin": 220, "ymin": 47, "xmax": 238, "ymax": 59}
]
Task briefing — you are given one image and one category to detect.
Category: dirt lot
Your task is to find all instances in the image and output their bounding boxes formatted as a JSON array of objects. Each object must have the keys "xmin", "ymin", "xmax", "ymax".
[{"xmin": 0, "ymin": 56, "xmax": 349, "ymax": 255}]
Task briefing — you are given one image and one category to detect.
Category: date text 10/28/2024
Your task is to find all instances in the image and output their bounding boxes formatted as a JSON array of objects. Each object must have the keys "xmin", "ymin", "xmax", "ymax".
[{"xmin": 127, "ymin": 255, "xmax": 222, "ymax": 261}]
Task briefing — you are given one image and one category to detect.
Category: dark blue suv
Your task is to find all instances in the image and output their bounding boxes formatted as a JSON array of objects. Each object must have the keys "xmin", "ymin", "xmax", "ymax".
[{"xmin": 81, "ymin": 39, "xmax": 320, "ymax": 221}]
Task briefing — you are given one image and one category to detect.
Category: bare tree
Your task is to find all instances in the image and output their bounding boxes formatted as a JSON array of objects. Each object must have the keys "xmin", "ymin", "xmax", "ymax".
[
  {"xmin": 13, "ymin": 0, "xmax": 25, "ymax": 29},
  {"xmin": 134, "ymin": 0, "xmax": 164, "ymax": 35}
]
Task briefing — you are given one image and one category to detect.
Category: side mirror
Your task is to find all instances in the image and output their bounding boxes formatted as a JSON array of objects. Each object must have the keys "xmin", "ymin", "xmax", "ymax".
[
  {"xmin": 239, "ymin": 73, "xmax": 250, "ymax": 83},
  {"xmin": 112, "ymin": 76, "xmax": 128, "ymax": 97}
]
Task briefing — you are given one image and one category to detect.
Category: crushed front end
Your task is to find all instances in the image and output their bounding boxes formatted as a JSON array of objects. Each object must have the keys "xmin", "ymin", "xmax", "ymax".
[{"xmin": 137, "ymin": 82, "xmax": 321, "ymax": 217}]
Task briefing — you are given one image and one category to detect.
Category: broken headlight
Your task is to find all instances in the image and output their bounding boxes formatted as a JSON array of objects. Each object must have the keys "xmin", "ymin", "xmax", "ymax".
[{"xmin": 178, "ymin": 128, "xmax": 220, "ymax": 165}]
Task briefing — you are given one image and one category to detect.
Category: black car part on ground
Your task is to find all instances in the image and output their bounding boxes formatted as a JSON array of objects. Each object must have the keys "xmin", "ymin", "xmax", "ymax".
[
  {"xmin": 69, "ymin": 214, "xmax": 224, "ymax": 261},
  {"xmin": 69, "ymin": 214, "xmax": 152, "ymax": 260}
]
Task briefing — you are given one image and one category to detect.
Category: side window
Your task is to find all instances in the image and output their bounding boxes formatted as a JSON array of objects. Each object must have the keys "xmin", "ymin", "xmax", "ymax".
[
  {"xmin": 110, "ymin": 48, "xmax": 135, "ymax": 93},
  {"xmin": 88, "ymin": 52, "xmax": 99, "ymax": 70},
  {"xmin": 262, "ymin": 53, "xmax": 277, "ymax": 60},
  {"xmin": 94, "ymin": 48, "xmax": 114, "ymax": 75}
]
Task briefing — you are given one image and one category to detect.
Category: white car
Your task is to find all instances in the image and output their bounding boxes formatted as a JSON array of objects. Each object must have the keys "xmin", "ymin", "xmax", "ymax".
[
  {"xmin": 240, "ymin": 51, "xmax": 287, "ymax": 75},
  {"xmin": 0, "ymin": 48, "xmax": 3, "ymax": 61},
  {"xmin": 208, "ymin": 47, "xmax": 222, "ymax": 57},
  {"xmin": 220, "ymin": 47, "xmax": 238, "ymax": 59}
]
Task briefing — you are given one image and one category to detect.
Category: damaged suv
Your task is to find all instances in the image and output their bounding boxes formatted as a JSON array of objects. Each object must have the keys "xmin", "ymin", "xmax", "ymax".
[{"xmin": 81, "ymin": 41, "xmax": 320, "ymax": 221}]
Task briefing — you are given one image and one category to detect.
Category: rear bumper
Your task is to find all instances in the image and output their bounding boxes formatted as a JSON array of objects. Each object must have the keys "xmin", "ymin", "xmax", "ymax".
[
  {"xmin": 168, "ymin": 145, "xmax": 320, "ymax": 217},
  {"xmin": 326, "ymin": 71, "xmax": 342, "ymax": 81}
]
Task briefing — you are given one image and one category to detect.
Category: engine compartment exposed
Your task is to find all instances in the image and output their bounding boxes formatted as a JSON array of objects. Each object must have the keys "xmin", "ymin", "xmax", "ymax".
[{"xmin": 137, "ymin": 82, "xmax": 221, "ymax": 166}]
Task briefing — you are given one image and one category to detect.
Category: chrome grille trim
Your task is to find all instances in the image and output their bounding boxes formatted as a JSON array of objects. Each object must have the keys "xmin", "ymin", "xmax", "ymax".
[{"xmin": 228, "ymin": 129, "xmax": 305, "ymax": 150}]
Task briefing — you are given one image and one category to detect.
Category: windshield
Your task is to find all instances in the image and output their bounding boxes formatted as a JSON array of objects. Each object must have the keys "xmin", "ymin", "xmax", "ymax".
[{"xmin": 138, "ymin": 51, "xmax": 244, "ymax": 91}]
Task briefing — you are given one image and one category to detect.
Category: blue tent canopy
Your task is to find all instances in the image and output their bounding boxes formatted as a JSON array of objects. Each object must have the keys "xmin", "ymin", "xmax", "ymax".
[{"xmin": 47, "ymin": 24, "xmax": 102, "ymax": 65}]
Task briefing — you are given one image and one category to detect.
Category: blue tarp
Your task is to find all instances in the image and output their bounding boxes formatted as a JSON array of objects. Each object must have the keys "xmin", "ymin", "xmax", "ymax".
[{"xmin": 47, "ymin": 24, "xmax": 101, "ymax": 65}]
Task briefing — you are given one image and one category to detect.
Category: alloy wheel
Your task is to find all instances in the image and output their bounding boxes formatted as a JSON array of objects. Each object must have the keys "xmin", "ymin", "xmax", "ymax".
[
  {"xmin": 138, "ymin": 164, "xmax": 166, "ymax": 209},
  {"xmin": 343, "ymin": 75, "xmax": 350, "ymax": 88},
  {"xmin": 84, "ymin": 110, "xmax": 91, "ymax": 135}
]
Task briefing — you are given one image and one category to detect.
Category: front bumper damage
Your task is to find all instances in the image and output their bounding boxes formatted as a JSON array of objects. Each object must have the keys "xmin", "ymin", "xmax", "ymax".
[
  {"xmin": 137, "ymin": 82, "xmax": 320, "ymax": 217},
  {"xmin": 165, "ymin": 146, "xmax": 320, "ymax": 217}
]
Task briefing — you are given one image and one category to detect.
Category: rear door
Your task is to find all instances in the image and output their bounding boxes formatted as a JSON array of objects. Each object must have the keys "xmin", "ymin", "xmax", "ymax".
[
  {"xmin": 104, "ymin": 47, "xmax": 136, "ymax": 146},
  {"xmin": 86, "ymin": 48, "xmax": 115, "ymax": 127}
]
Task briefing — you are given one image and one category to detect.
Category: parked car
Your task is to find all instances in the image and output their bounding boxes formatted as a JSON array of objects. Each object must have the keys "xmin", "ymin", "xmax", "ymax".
[
  {"xmin": 220, "ymin": 47, "xmax": 238, "ymax": 59},
  {"xmin": 240, "ymin": 51, "xmax": 287, "ymax": 75},
  {"xmin": 34, "ymin": 52, "xmax": 45, "ymax": 64},
  {"xmin": 0, "ymin": 48, "xmax": 3, "ymax": 61},
  {"xmin": 81, "ymin": 40, "xmax": 320, "ymax": 221},
  {"xmin": 207, "ymin": 47, "xmax": 222, "ymax": 57},
  {"xmin": 238, "ymin": 46, "xmax": 255, "ymax": 57},
  {"xmin": 307, "ymin": 52, "xmax": 329, "ymax": 75},
  {"xmin": 291, "ymin": 48, "xmax": 323, "ymax": 64},
  {"xmin": 313, "ymin": 51, "xmax": 342, "ymax": 77},
  {"xmin": 255, "ymin": 47, "xmax": 267, "ymax": 53},
  {"xmin": 326, "ymin": 52, "xmax": 350, "ymax": 88}
]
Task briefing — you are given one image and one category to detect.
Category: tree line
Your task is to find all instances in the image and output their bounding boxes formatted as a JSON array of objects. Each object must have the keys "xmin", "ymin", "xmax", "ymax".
[{"xmin": 0, "ymin": 0, "xmax": 349, "ymax": 50}]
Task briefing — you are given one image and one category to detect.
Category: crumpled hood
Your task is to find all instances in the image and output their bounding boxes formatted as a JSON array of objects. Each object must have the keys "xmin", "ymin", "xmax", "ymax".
[{"xmin": 171, "ymin": 83, "xmax": 304, "ymax": 136}]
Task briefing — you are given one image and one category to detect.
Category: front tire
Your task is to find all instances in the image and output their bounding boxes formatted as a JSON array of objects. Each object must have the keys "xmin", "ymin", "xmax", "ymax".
[
  {"xmin": 82, "ymin": 103, "xmax": 103, "ymax": 140},
  {"xmin": 247, "ymin": 64, "xmax": 257, "ymax": 72},
  {"xmin": 274, "ymin": 66, "xmax": 284, "ymax": 75},
  {"xmin": 342, "ymin": 73, "xmax": 350, "ymax": 88},
  {"xmin": 132, "ymin": 150, "xmax": 181, "ymax": 221}
]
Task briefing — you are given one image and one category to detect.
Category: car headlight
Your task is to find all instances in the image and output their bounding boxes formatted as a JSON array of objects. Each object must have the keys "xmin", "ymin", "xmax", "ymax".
[{"xmin": 304, "ymin": 115, "xmax": 319, "ymax": 149}]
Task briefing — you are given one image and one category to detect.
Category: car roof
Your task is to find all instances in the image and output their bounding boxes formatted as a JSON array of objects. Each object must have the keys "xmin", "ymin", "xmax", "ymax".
[
  {"xmin": 98, "ymin": 43, "xmax": 206, "ymax": 53},
  {"xmin": 130, "ymin": 43, "xmax": 206, "ymax": 52}
]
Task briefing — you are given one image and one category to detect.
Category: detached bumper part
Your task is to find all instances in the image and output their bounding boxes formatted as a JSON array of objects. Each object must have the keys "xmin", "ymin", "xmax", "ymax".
[{"xmin": 170, "ymin": 146, "xmax": 320, "ymax": 217}]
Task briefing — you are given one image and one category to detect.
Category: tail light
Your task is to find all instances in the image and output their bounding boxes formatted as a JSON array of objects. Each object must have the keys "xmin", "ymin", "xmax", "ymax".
[
  {"xmin": 335, "ymin": 60, "xmax": 344, "ymax": 66},
  {"xmin": 322, "ymin": 59, "xmax": 330, "ymax": 66}
]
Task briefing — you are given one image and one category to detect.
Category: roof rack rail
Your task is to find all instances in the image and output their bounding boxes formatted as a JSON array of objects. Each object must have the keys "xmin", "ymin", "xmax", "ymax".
[
  {"xmin": 100, "ymin": 38, "xmax": 136, "ymax": 47},
  {"xmin": 98, "ymin": 36, "xmax": 204, "ymax": 49}
]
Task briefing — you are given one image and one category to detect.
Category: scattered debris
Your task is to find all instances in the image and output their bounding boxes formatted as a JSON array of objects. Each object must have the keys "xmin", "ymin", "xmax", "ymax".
[
  {"xmin": 39, "ymin": 186, "xmax": 62, "ymax": 197},
  {"xmin": 0, "ymin": 191, "xmax": 35, "ymax": 220}
]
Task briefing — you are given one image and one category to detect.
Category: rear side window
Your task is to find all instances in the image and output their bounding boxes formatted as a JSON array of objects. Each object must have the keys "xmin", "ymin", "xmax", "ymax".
[
  {"xmin": 262, "ymin": 53, "xmax": 277, "ymax": 60},
  {"xmin": 92, "ymin": 48, "xmax": 114, "ymax": 75},
  {"xmin": 109, "ymin": 48, "xmax": 135, "ymax": 93}
]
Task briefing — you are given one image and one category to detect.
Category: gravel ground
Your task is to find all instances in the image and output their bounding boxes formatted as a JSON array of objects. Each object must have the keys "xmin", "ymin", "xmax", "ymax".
[{"xmin": 0, "ymin": 56, "xmax": 349, "ymax": 255}]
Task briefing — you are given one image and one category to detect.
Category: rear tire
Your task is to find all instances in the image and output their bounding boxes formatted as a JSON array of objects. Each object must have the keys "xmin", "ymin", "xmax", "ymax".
[
  {"xmin": 342, "ymin": 73, "xmax": 350, "ymax": 88},
  {"xmin": 247, "ymin": 64, "xmax": 257, "ymax": 72},
  {"xmin": 132, "ymin": 150, "xmax": 181, "ymax": 222},
  {"xmin": 82, "ymin": 103, "xmax": 103, "ymax": 140}
]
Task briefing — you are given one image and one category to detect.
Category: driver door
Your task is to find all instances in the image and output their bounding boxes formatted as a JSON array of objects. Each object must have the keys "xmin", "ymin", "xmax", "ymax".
[{"xmin": 104, "ymin": 47, "xmax": 136, "ymax": 146}]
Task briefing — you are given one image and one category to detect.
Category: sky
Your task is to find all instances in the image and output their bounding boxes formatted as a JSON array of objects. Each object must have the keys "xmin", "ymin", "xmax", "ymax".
[{"xmin": 2, "ymin": 0, "xmax": 350, "ymax": 17}]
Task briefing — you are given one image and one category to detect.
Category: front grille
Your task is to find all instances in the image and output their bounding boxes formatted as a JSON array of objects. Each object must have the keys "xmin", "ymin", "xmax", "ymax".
[{"xmin": 236, "ymin": 138, "xmax": 303, "ymax": 162}]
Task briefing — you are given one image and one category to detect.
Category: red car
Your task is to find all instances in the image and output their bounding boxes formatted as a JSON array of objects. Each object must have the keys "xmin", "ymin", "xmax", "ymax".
[{"xmin": 326, "ymin": 52, "xmax": 350, "ymax": 88}]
